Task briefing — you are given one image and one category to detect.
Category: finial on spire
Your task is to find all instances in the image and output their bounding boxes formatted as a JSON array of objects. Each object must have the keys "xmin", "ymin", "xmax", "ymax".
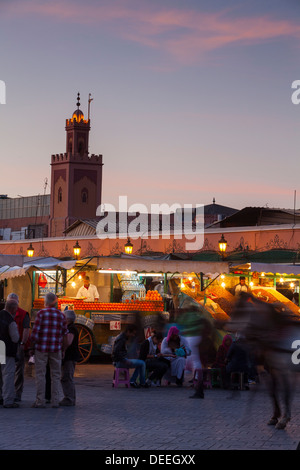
[
  {"xmin": 76, "ymin": 92, "xmax": 80, "ymax": 109},
  {"xmin": 88, "ymin": 93, "xmax": 93, "ymax": 121}
]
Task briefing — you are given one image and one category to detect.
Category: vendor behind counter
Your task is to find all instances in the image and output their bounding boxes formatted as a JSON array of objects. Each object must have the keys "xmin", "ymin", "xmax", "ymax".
[{"xmin": 76, "ymin": 276, "xmax": 99, "ymax": 302}]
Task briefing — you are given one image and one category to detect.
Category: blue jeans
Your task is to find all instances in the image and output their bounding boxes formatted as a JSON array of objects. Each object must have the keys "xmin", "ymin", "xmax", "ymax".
[{"xmin": 116, "ymin": 359, "xmax": 146, "ymax": 385}]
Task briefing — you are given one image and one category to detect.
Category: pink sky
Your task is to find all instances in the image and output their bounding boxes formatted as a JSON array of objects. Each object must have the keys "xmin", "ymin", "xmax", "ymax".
[{"xmin": 1, "ymin": 0, "xmax": 300, "ymax": 211}]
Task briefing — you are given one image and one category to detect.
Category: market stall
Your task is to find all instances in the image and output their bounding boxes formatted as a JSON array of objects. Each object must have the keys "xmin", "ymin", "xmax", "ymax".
[
  {"xmin": 0, "ymin": 255, "xmax": 230, "ymax": 363},
  {"xmin": 201, "ymin": 262, "xmax": 300, "ymax": 322}
]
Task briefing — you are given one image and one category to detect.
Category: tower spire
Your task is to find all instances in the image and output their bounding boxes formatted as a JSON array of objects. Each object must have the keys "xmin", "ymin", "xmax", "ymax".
[
  {"xmin": 76, "ymin": 92, "xmax": 80, "ymax": 109},
  {"xmin": 88, "ymin": 93, "xmax": 93, "ymax": 121}
]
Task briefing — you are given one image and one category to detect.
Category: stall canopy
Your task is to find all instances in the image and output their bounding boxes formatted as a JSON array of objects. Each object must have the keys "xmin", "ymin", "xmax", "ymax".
[
  {"xmin": 0, "ymin": 257, "xmax": 77, "ymax": 280},
  {"xmin": 96, "ymin": 255, "xmax": 229, "ymax": 276}
]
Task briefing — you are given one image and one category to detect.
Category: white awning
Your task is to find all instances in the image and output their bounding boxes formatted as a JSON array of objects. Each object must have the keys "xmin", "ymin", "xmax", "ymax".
[
  {"xmin": 96, "ymin": 256, "xmax": 229, "ymax": 276},
  {"xmin": 0, "ymin": 266, "xmax": 27, "ymax": 279},
  {"xmin": 0, "ymin": 257, "xmax": 77, "ymax": 280},
  {"xmin": 0, "ymin": 265, "xmax": 12, "ymax": 276},
  {"xmin": 23, "ymin": 257, "xmax": 77, "ymax": 271}
]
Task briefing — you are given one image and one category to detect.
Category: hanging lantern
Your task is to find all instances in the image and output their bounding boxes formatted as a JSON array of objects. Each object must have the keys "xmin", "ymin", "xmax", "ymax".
[
  {"xmin": 218, "ymin": 234, "xmax": 227, "ymax": 253},
  {"xmin": 27, "ymin": 243, "xmax": 34, "ymax": 257},
  {"xmin": 124, "ymin": 238, "xmax": 133, "ymax": 255},
  {"xmin": 73, "ymin": 241, "xmax": 81, "ymax": 259},
  {"xmin": 38, "ymin": 273, "xmax": 47, "ymax": 288}
]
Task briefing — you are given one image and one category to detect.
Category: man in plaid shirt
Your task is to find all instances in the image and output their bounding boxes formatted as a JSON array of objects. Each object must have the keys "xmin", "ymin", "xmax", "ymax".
[{"xmin": 31, "ymin": 292, "xmax": 68, "ymax": 408}]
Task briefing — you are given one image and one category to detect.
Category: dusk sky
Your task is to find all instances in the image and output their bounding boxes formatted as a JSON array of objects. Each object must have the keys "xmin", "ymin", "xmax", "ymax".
[{"xmin": 1, "ymin": 0, "xmax": 300, "ymax": 212}]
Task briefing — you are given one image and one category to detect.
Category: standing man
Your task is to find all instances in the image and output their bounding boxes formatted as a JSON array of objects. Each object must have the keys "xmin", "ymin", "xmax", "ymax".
[
  {"xmin": 0, "ymin": 299, "xmax": 20, "ymax": 408},
  {"xmin": 76, "ymin": 276, "xmax": 99, "ymax": 302},
  {"xmin": 6, "ymin": 293, "xmax": 30, "ymax": 402},
  {"xmin": 30, "ymin": 292, "xmax": 68, "ymax": 408}
]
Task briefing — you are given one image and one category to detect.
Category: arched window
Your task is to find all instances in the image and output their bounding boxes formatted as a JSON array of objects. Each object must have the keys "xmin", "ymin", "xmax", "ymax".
[
  {"xmin": 81, "ymin": 188, "xmax": 88, "ymax": 204},
  {"xmin": 58, "ymin": 187, "xmax": 62, "ymax": 203}
]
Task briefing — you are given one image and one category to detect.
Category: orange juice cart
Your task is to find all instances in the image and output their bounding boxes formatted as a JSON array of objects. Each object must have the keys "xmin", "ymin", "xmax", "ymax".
[{"xmin": 32, "ymin": 296, "xmax": 167, "ymax": 363}]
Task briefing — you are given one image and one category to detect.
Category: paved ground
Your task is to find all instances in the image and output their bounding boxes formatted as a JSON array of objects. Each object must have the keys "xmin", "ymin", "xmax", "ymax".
[{"xmin": 1, "ymin": 363, "xmax": 299, "ymax": 451}]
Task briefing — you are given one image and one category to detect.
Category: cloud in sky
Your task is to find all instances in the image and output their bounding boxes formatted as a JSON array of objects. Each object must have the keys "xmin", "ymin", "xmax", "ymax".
[{"xmin": 3, "ymin": 0, "xmax": 300, "ymax": 65}]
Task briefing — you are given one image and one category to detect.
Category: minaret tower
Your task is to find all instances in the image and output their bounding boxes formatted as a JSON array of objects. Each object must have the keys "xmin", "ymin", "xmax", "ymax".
[
  {"xmin": 66, "ymin": 92, "xmax": 90, "ymax": 157},
  {"xmin": 49, "ymin": 93, "xmax": 103, "ymax": 237}
]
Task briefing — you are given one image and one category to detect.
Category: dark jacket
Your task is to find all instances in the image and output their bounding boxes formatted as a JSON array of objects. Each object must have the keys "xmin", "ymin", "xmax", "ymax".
[
  {"xmin": 139, "ymin": 339, "xmax": 151, "ymax": 361},
  {"xmin": 64, "ymin": 323, "xmax": 80, "ymax": 362},
  {"xmin": 0, "ymin": 309, "xmax": 19, "ymax": 357},
  {"xmin": 112, "ymin": 332, "xmax": 128, "ymax": 363}
]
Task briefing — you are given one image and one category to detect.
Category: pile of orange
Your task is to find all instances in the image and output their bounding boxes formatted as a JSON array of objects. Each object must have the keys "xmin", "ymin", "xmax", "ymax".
[
  {"xmin": 145, "ymin": 290, "xmax": 162, "ymax": 301},
  {"xmin": 33, "ymin": 298, "xmax": 164, "ymax": 313},
  {"xmin": 33, "ymin": 299, "xmax": 45, "ymax": 309}
]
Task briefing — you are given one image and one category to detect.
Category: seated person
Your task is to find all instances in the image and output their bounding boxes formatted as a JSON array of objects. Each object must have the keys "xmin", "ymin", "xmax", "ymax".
[
  {"xmin": 161, "ymin": 326, "xmax": 191, "ymax": 386},
  {"xmin": 139, "ymin": 332, "xmax": 170, "ymax": 386},
  {"xmin": 234, "ymin": 276, "xmax": 250, "ymax": 297},
  {"xmin": 112, "ymin": 325, "xmax": 148, "ymax": 388}
]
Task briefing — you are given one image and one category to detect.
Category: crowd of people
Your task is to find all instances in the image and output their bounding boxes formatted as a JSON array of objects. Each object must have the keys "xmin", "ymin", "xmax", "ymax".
[
  {"xmin": 112, "ymin": 321, "xmax": 257, "ymax": 399},
  {"xmin": 0, "ymin": 292, "xmax": 79, "ymax": 408},
  {"xmin": 0, "ymin": 289, "xmax": 257, "ymax": 409}
]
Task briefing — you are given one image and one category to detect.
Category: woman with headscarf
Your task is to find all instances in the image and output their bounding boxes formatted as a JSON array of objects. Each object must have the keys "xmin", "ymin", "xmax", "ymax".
[
  {"xmin": 161, "ymin": 326, "xmax": 191, "ymax": 386},
  {"xmin": 213, "ymin": 335, "xmax": 233, "ymax": 368}
]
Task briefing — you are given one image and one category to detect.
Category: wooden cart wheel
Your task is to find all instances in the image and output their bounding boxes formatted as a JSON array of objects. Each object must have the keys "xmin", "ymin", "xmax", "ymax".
[{"xmin": 76, "ymin": 324, "xmax": 93, "ymax": 364}]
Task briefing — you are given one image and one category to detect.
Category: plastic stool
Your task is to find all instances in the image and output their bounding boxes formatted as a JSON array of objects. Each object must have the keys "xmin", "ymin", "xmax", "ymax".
[
  {"xmin": 203, "ymin": 369, "xmax": 212, "ymax": 389},
  {"xmin": 112, "ymin": 368, "xmax": 130, "ymax": 388}
]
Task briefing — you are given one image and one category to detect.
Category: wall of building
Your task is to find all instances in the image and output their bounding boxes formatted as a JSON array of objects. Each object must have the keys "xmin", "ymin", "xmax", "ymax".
[
  {"xmin": 0, "ymin": 195, "xmax": 50, "ymax": 240},
  {"xmin": 0, "ymin": 224, "xmax": 299, "ymax": 258}
]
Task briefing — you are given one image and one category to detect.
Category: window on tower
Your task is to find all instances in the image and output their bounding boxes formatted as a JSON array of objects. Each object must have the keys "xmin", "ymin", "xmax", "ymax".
[
  {"xmin": 81, "ymin": 188, "xmax": 88, "ymax": 204},
  {"xmin": 58, "ymin": 187, "xmax": 62, "ymax": 203}
]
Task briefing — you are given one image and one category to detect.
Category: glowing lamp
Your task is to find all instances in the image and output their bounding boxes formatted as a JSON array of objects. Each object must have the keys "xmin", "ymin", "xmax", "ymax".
[
  {"xmin": 27, "ymin": 243, "xmax": 34, "ymax": 258},
  {"xmin": 73, "ymin": 241, "xmax": 81, "ymax": 259},
  {"xmin": 124, "ymin": 238, "xmax": 133, "ymax": 255},
  {"xmin": 218, "ymin": 234, "xmax": 227, "ymax": 254}
]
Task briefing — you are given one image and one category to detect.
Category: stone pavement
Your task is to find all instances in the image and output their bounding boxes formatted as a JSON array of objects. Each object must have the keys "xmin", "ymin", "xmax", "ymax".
[{"xmin": 1, "ymin": 363, "xmax": 299, "ymax": 451}]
